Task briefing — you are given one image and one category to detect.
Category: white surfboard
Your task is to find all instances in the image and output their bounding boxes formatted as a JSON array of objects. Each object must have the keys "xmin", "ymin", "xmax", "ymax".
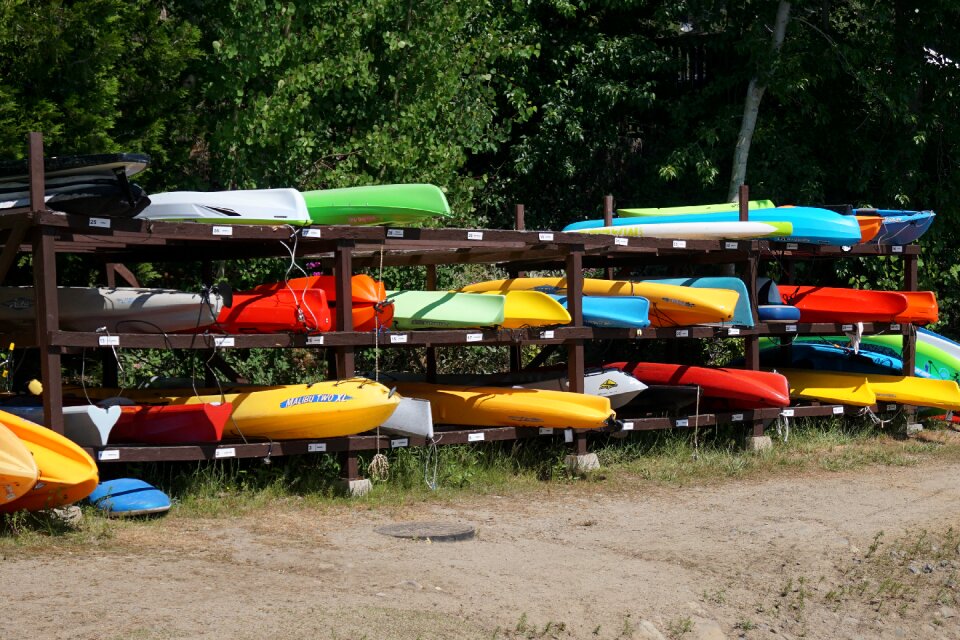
[
  {"xmin": 138, "ymin": 188, "xmax": 311, "ymax": 225},
  {"xmin": 573, "ymin": 220, "xmax": 792, "ymax": 240}
]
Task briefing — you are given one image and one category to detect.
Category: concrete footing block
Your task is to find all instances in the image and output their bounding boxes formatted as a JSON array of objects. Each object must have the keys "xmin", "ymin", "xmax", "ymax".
[
  {"xmin": 564, "ymin": 452, "xmax": 600, "ymax": 475},
  {"xmin": 743, "ymin": 435, "xmax": 773, "ymax": 452},
  {"xmin": 337, "ymin": 478, "xmax": 372, "ymax": 497}
]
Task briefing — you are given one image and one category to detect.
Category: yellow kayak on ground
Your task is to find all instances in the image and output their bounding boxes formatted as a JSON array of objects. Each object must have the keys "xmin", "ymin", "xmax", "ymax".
[
  {"xmin": 0, "ymin": 410, "xmax": 98, "ymax": 513},
  {"xmin": 461, "ymin": 277, "xmax": 737, "ymax": 326},
  {"xmin": 393, "ymin": 382, "xmax": 615, "ymax": 430},
  {"xmin": 777, "ymin": 369, "xmax": 877, "ymax": 406},
  {"xmin": 0, "ymin": 422, "xmax": 39, "ymax": 506},
  {"xmin": 472, "ymin": 291, "xmax": 571, "ymax": 328},
  {"xmin": 92, "ymin": 379, "xmax": 401, "ymax": 440},
  {"xmin": 865, "ymin": 374, "xmax": 960, "ymax": 411}
]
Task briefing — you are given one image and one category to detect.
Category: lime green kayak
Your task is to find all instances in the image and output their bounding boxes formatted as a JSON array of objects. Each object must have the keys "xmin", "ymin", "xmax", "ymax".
[
  {"xmin": 387, "ymin": 290, "xmax": 505, "ymax": 330},
  {"xmin": 618, "ymin": 199, "xmax": 776, "ymax": 218},
  {"xmin": 301, "ymin": 184, "xmax": 451, "ymax": 226}
]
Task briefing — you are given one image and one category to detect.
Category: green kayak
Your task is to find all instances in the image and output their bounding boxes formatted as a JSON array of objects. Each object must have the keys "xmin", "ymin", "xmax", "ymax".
[
  {"xmin": 618, "ymin": 199, "xmax": 776, "ymax": 218},
  {"xmin": 387, "ymin": 290, "xmax": 505, "ymax": 330},
  {"xmin": 301, "ymin": 183, "xmax": 451, "ymax": 226}
]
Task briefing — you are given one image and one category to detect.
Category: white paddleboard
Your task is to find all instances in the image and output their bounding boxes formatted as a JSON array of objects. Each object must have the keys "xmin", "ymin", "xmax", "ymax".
[
  {"xmin": 574, "ymin": 220, "xmax": 790, "ymax": 240},
  {"xmin": 138, "ymin": 188, "xmax": 311, "ymax": 225}
]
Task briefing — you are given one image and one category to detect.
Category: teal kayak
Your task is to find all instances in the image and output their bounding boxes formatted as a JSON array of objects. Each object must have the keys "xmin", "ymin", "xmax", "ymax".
[{"xmin": 302, "ymin": 184, "xmax": 451, "ymax": 226}]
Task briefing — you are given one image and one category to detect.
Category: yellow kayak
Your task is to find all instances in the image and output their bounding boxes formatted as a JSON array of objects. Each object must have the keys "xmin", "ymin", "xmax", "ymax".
[
  {"xmin": 0, "ymin": 422, "xmax": 39, "ymax": 506},
  {"xmin": 0, "ymin": 410, "xmax": 98, "ymax": 513},
  {"xmin": 461, "ymin": 277, "xmax": 738, "ymax": 326},
  {"xmin": 96, "ymin": 379, "xmax": 401, "ymax": 440},
  {"xmin": 393, "ymin": 382, "xmax": 615, "ymax": 430},
  {"xmin": 777, "ymin": 369, "xmax": 877, "ymax": 406},
  {"xmin": 472, "ymin": 291, "xmax": 571, "ymax": 328},
  {"xmin": 865, "ymin": 374, "xmax": 960, "ymax": 411}
]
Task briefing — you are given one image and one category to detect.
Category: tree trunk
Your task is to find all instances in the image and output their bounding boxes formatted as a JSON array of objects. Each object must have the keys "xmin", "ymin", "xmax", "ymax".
[{"xmin": 727, "ymin": 1, "xmax": 792, "ymax": 202}]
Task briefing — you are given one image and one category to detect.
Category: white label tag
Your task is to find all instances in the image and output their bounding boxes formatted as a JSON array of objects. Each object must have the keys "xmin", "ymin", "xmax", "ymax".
[
  {"xmin": 675, "ymin": 419, "xmax": 689, "ymax": 427},
  {"xmin": 390, "ymin": 334, "xmax": 408, "ymax": 344},
  {"xmin": 97, "ymin": 450, "xmax": 120, "ymax": 461},
  {"xmin": 842, "ymin": 324, "xmax": 854, "ymax": 331},
  {"xmin": 538, "ymin": 428, "xmax": 554, "ymax": 435},
  {"xmin": 465, "ymin": 333, "xmax": 482, "ymax": 343},
  {"xmin": 214, "ymin": 337, "xmax": 235, "ymax": 347},
  {"xmin": 672, "ymin": 240, "xmax": 687, "ymax": 248},
  {"xmin": 786, "ymin": 324, "xmax": 798, "ymax": 332},
  {"xmin": 564, "ymin": 429, "xmax": 574, "ymax": 443},
  {"xmin": 212, "ymin": 226, "xmax": 233, "ymax": 236},
  {"xmin": 538, "ymin": 232, "xmax": 554, "ymax": 242},
  {"xmin": 215, "ymin": 447, "xmax": 236, "ymax": 458},
  {"xmin": 468, "ymin": 432, "xmax": 485, "ymax": 442},
  {"xmin": 786, "ymin": 243, "xmax": 799, "ymax": 250},
  {"xmin": 725, "ymin": 241, "xmax": 738, "ymax": 250},
  {"xmin": 892, "ymin": 245, "xmax": 903, "ymax": 253},
  {"xmin": 387, "ymin": 228, "xmax": 404, "ymax": 238},
  {"xmin": 887, "ymin": 404, "xmax": 897, "ymax": 411},
  {"xmin": 89, "ymin": 217, "xmax": 111, "ymax": 228},
  {"xmin": 781, "ymin": 409, "xmax": 795, "ymax": 417},
  {"xmin": 614, "ymin": 237, "xmax": 628, "ymax": 246},
  {"xmin": 306, "ymin": 335, "xmax": 324, "ymax": 345},
  {"xmin": 832, "ymin": 406, "xmax": 844, "ymax": 414},
  {"xmin": 540, "ymin": 330, "xmax": 555, "ymax": 339},
  {"xmin": 727, "ymin": 328, "xmax": 740, "ymax": 336},
  {"xmin": 467, "ymin": 231, "xmax": 483, "ymax": 240},
  {"xmin": 890, "ymin": 323, "xmax": 901, "ymax": 331},
  {"xmin": 675, "ymin": 329, "xmax": 689, "ymax": 338},
  {"xmin": 391, "ymin": 438, "xmax": 409, "ymax": 448},
  {"xmin": 732, "ymin": 413, "xmax": 744, "ymax": 422},
  {"xmin": 621, "ymin": 421, "xmax": 634, "ymax": 431},
  {"xmin": 98, "ymin": 336, "xmax": 119, "ymax": 346},
  {"xmin": 307, "ymin": 443, "xmax": 326, "ymax": 453},
  {"xmin": 301, "ymin": 228, "xmax": 322, "ymax": 238}
]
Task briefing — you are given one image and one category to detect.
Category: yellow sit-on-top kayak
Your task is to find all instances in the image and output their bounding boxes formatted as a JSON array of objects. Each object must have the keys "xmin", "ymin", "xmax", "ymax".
[
  {"xmin": 475, "ymin": 291, "xmax": 572, "ymax": 328},
  {"xmin": 864, "ymin": 374, "xmax": 960, "ymax": 411},
  {"xmin": 0, "ymin": 410, "xmax": 98, "ymax": 513},
  {"xmin": 103, "ymin": 379, "xmax": 401, "ymax": 440},
  {"xmin": 461, "ymin": 277, "xmax": 738, "ymax": 326},
  {"xmin": 394, "ymin": 382, "xmax": 616, "ymax": 430},
  {"xmin": 0, "ymin": 422, "xmax": 39, "ymax": 506},
  {"xmin": 777, "ymin": 369, "xmax": 877, "ymax": 407}
]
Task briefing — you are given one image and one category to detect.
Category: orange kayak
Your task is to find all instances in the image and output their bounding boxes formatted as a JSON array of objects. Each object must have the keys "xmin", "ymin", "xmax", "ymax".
[
  {"xmin": 252, "ymin": 275, "xmax": 393, "ymax": 331},
  {"xmin": 779, "ymin": 285, "xmax": 937, "ymax": 324},
  {"xmin": 855, "ymin": 216, "xmax": 883, "ymax": 243}
]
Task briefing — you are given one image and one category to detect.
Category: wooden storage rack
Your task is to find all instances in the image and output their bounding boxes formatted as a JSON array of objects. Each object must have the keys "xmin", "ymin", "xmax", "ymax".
[{"xmin": 0, "ymin": 133, "xmax": 920, "ymax": 480}]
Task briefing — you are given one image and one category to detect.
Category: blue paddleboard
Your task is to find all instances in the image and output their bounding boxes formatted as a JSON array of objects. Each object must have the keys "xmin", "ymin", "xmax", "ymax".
[
  {"xmin": 564, "ymin": 207, "xmax": 862, "ymax": 246},
  {"xmin": 88, "ymin": 478, "xmax": 171, "ymax": 517},
  {"xmin": 549, "ymin": 294, "xmax": 650, "ymax": 328}
]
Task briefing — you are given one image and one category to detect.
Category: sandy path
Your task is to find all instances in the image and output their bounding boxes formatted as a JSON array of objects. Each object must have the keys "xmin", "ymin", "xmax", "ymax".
[{"xmin": 3, "ymin": 461, "xmax": 959, "ymax": 640}]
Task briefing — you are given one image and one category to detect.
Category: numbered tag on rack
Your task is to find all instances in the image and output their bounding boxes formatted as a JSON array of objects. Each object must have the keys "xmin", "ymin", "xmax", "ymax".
[
  {"xmin": 538, "ymin": 427, "xmax": 554, "ymax": 435},
  {"xmin": 785, "ymin": 324, "xmax": 798, "ymax": 333},
  {"xmin": 892, "ymin": 245, "xmax": 904, "ymax": 253},
  {"xmin": 672, "ymin": 240, "xmax": 687, "ymax": 249},
  {"xmin": 614, "ymin": 237, "xmax": 628, "ymax": 246},
  {"xmin": 391, "ymin": 438, "xmax": 409, "ymax": 448},
  {"xmin": 467, "ymin": 432, "xmax": 485, "ymax": 442},
  {"xmin": 215, "ymin": 447, "xmax": 236, "ymax": 458},
  {"xmin": 467, "ymin": 231, "xmax": 483, "ymax": 241},
  {"xmin": 675, "ymin": 329, "xmax": 689, "ymax": 338},
  {"xmin": 886, "ymin": 404, "xmax": 897, "ymax": 411},
  {"xmin": 389, "ymin": 334, "xmax": 408, "ymax": 344},
  {"xmin": 732, "ymin": 413, "xmax": 744, "ymax": 422},
  {"xmin": 306, "ymin": 335, "xmax": 324, "ymax": 346},
  {"xmin": 620, "ymin": 421, "xmax": 634, "ymax": 431},
  {"xmin": 540, "ymin": 330, "xmax": 555, "ymax": 339},
  {"xmin": 564, "ymin": 429, "xmax": 574, "ymax": 443},
  {"xmin": 387, "ymin": 228, "xmax": 404, "ymax": 238},
  {"xmin": 212, "ymin": 226, "xmax": 233, "ymax": 236},
  {"xmin": 781, "ymin": 409, "xmax": 795, "ymax": 417},
  {"xmin": 97, "ymin": 450, "xmax": 120, "ymax": 461},
  {"xmin": 786, "ymin": 243, "xmax": 799, "ymax": 250},
  {"xmin": 301, "ymin": 228, "xmax": 322, "ymax": 238},
  {"xmin": 727, "ymin": 328, "xmax": 740, "ymax": 336},
  {"xmin": 98, "ymin": 335, "xmax": 120, "ymax": 346},
  {"xmin": 725, "ymin": 241, "xmax": 739, "ymax": 250},
  {"xmin": 307, "ymin": 443, "xmax": 327, "ymax": 453},
  {"xmin": 675, "ymin": 418, "xmax": 689, "ymax": 427},
  {"xmin": 538, "ymin": 232, "xmax": 554, "ymax": 242},
  {"xmin": 832, "ymin": 406, "xmax": 844, "ymax": 415},
  {"xmin": 214, "ymin": 337, "xmax": 234, "ymax": 347},
  {"xmin": 842, "ymin": 324, "xmax": 854, "ymax": 332},
  {"xmin": 89, "ymin": 217, "xmax": 111, "ymax": 229},
  {"xmin": 465, "ymin": 333, "xmax": 483, "ymax": 343},
  {"xmin": 890, "ymin": 323, "xmax": 901, "ymax": 331}
]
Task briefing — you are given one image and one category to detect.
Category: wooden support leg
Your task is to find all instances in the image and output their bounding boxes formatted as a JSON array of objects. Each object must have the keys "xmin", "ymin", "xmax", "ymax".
[
  {"xmin": 334, "ymin": 241, "xmax": 355, "ymax": 378},
  {"xmin": 337, "ymin": 449, "xmax": 372, "ymax": 497},
  {"xmin": 33, "ymin": 225, "xmax": 64, "ymax": 434}
]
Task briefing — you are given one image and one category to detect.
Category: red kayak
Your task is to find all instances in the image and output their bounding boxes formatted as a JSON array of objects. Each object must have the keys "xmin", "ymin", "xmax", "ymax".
[
  {"xmin": 108, "ymin": 402, "xmax": 231, "ymax": 444},
  {"xmin": 251, "ymin": 274, "xmax": 393, "ymax": 331},
  {"xmin": 214, "ymin": 288, "xmax": 332, "ymax": 333},
  {"xmin": 605, "ymin": 361, "xmax": 790, "ymax": 409},
  {"xmin": 778, "ymin": 285, "xmax": 937, "ymax": 324}
]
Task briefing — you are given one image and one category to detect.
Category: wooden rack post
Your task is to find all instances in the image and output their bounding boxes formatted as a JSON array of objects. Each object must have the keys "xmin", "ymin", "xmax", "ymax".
[
  {"xmin": 509, "ymin": 204, "xmax": 525, "ymax": 373},
  {"xmin": 565, "ymin": 246, "xmax": 588, "ymax": 455},
  {"xmin": 333, "ymin": 241, "xmax": 355, "ymax": 378}
]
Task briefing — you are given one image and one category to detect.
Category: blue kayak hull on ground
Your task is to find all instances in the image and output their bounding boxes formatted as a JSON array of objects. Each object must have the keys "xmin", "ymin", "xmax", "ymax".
[
  {"xmin": 565, "ymin": 207, "xmax": 862, "ymax": 246},
  {"xmin": 643, "ymin": 277, "xmax": 753, "ymax": 327},
  {"xmin": 549, "ymin": 295, "xmax": 650, "ymax": 328},
  {"xmin": 88, "ymin": 478, "xmax": 171, "ymax": 517}
]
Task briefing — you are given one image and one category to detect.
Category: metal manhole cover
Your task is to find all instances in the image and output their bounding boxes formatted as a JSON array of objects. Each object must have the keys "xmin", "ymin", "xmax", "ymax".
[{"xmin": 375, "ymin": 521, "xmax": 476, "ymax": 542}]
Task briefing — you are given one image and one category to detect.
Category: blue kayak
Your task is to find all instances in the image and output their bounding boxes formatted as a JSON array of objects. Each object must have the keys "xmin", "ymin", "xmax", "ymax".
[
  {"xmin": 644, "ymin": 277, "xmax": 753, "ymax": 327},
  {"xmin": 88, "ymin": 478, "xmax": 171, "ymax": 517},
  {"xmin": 549, "ymin": 294, "xmax": 650, "ymax": 328},
  {"xmin": 854, "ymin": 209, "xmax": 935, "ymax": 245},
  {"xmin": 565, "ymin": 207, "xmax": 862, "ymax": 246},
  {"xmin": 756, "ymin": 342, "xmax": 927, "ymax": 377},
  {"xmin": 758, "ymin": 304, "xmax": 801, "ymax": 321}
]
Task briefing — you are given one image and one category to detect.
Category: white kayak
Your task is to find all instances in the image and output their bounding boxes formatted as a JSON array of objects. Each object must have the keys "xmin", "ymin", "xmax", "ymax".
[
  {"xmin": 0, "ymin": 286, "xmax": 224, "ymax": 333},
  {"xmin": 2, "ymin": 405, "xmax": 122, "ymax": 447},
  {"xmin": 138, "ymin": 188, "xmax": 311, "ymax": 225},
  {"xmin": 379, "ymin": 369, "xmax": 647, "ymax": 409},
  {"xmin": 572, "ymin": 220, "xmax": 792, "ymax": 240}
]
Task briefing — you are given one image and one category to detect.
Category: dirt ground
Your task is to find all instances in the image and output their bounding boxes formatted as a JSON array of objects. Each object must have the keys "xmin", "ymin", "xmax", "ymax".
[{"xmin": 2, "ymin": 458, "xmax": 960, "ymax": 640}]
